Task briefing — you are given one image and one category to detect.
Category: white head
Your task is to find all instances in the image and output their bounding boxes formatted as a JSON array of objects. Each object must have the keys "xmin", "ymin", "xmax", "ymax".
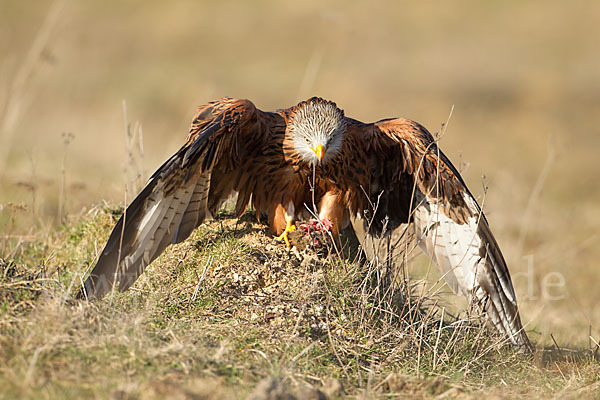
[{"xmin": 288, "ymin": 97, "xmax": 346, "ymax": 166}]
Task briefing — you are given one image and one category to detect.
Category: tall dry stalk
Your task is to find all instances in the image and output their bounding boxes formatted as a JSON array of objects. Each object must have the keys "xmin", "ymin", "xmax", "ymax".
[
  {"xmin": 57, "ymin": 132, "xmax": 74, "ymax": 225},
  {"xmin": 0, "ymin": 0, "xmax": 65, "ymax": 179},
  {"xmin": 121, "ymin": 100, "xmax": 146, "ymax": 201},
  {"xmin": 516, "ymin": 141, "xmax": 556, "ymax": 258}
]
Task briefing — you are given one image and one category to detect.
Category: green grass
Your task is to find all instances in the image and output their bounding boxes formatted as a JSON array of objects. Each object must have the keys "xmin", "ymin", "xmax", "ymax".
[{"xmin": 1, "ymin": 206, "xmax": 598, "ymax": 399}]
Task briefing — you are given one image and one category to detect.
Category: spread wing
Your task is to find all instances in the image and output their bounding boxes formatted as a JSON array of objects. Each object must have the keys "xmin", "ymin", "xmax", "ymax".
[
  {"xmin": 339, "ymin": 118, "xmax": 532, "ymax": 351},
  {"xmin": 77, "ymin": 98, "xmax": 283, "ymax": 300}
]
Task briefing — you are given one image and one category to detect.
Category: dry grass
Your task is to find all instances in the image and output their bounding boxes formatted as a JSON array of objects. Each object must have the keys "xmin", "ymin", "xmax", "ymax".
[{"xmin": 1, "ymin": 207, "xmax": 599, "ymax": 399}]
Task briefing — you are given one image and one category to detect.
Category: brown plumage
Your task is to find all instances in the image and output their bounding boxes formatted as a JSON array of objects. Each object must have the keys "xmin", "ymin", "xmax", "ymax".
[{"xmin": 77, "ymin": 97, "xmax": 532, "ymax": 352}]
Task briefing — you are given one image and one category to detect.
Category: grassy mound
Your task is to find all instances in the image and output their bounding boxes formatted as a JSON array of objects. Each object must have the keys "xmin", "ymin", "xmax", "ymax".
[{"xmin": 0, "ymin": 205, "xmax": 598, "ymax": 399}]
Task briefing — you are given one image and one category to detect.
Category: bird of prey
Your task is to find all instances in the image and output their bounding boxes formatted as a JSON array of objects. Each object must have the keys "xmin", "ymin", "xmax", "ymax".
[{"xmin": 77, "ymin": 97, "xmax": 532, "ymax": 352}]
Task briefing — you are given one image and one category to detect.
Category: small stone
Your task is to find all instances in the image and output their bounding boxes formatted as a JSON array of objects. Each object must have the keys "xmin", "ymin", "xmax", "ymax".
[{"xmin": 291, "ymin": 246, "xmax": 302, "ymax": 260}]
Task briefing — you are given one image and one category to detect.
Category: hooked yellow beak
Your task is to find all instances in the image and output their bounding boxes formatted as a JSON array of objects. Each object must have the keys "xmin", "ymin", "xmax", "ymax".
[{"xmin": 311, "ymin": 144, "xmax": 325, "ymax": 161}]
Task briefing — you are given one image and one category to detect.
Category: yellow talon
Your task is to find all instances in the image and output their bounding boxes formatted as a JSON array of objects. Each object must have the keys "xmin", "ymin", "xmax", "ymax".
[{"xmin": 275, "ymin": 221, "xmax": 296, "ymax": 247}]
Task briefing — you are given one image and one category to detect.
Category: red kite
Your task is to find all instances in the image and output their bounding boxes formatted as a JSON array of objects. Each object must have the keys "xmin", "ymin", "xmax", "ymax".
[{"xmin": 78, "ymin": 97, "xmax": 532, "ymax": 352}]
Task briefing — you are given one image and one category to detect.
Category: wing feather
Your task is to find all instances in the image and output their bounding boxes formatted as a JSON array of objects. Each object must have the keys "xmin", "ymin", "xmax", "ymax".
[
  {"xmin": 77, "ymin": 98, "xmax": 279, "ymax": 300},
  {"xmin": 174, "ymin": 175, "xmax": 211, "ymax": 242},
  {"xmin": 342, "ymin": 118, "xmax": 532, "ymax": 351}
]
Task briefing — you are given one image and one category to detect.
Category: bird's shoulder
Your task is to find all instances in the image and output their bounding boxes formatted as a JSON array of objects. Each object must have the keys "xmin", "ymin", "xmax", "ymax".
[{"xmin": 343, "ymin": 116, "xmax": 435, "ymax": 149}]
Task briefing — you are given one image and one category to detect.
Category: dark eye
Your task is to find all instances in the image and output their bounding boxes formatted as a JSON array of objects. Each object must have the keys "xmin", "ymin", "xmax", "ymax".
[{"xmin": 304, "ymin": 137, "xmax": 310, "ymax": 144}]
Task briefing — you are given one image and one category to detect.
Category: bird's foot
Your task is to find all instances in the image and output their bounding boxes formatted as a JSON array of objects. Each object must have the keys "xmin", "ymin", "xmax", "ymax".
[{"xmin": 275, "ymin": 221, "xmax": 296, "ymax": 247}]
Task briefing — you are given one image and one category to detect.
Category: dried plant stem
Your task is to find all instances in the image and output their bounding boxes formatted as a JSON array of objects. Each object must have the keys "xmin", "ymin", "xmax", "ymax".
[
  {"xmin": 516, "ymin": 141, "xmax": 556, "ymax": 257},
  {"xmin": 122, "ymin": 100, "xmax": 146, "ymax": 200},
  {"xmin": 58, "ymin": 133, "xmax": 74, "ymax": 225},
  {"xmin": 0, "ymin": 0, "xmax": 65, "ymax": 178}
]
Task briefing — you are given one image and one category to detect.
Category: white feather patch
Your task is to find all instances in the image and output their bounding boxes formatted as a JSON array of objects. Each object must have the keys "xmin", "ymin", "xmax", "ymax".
[
  {"xmin": 413, "ymin": 193, "xmax": 485, "ymax": 301},
  {"xmin": 136, "ymin": 194, "xmax": 163, "ymax": 241}
]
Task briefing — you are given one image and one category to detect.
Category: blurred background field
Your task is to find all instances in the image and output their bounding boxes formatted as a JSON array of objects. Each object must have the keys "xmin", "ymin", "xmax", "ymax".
[{"xmin": 1, "ymin": 0, "xmax": 599, "ymax": 350}]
